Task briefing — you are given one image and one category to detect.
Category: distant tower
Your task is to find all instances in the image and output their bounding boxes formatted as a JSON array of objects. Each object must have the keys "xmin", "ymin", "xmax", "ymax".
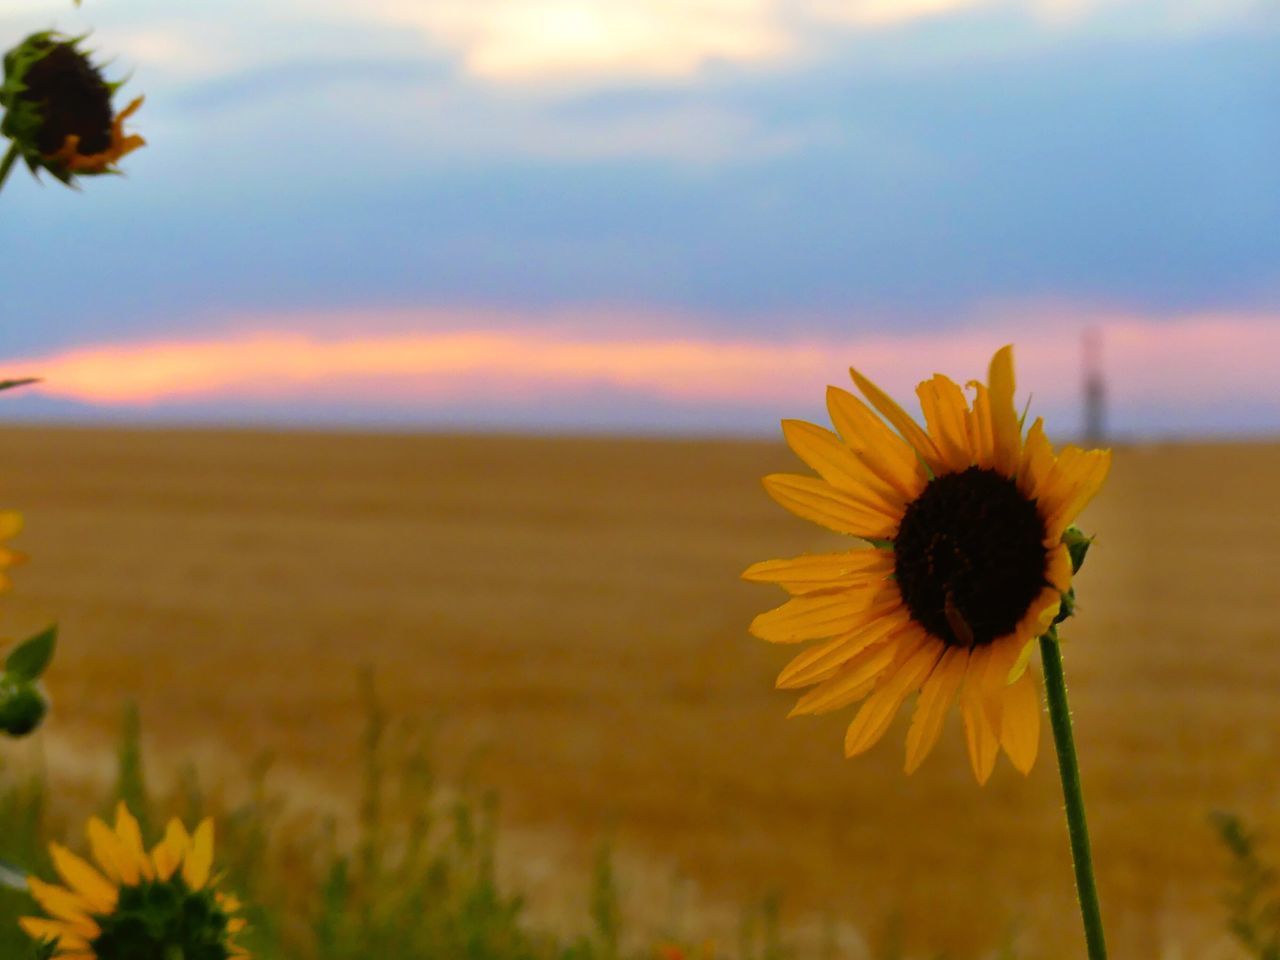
[{"xmin": 1082, "ymin": 329, "xmax": 1106, "ymax": 445}]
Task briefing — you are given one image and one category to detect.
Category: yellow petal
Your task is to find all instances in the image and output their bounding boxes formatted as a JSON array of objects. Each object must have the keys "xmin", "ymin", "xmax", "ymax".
[
  {"xmin": 18, "ymin": 917, "xmax": 89, "ymax": 952},
  {"xmin": 986, "ymin": 345, "xmax": 1022, "ymax": 475},
  {"xmin": 849, "ymin": 367, "xmax": 943, "ymax": 471},
  {"xmin": 183, "ymin": 819, "xmax": 214, "ymax": 890},
  {"xmin": 49, "ymin": 844, "xmax": 117, "ymax": 915},
  {"xmin": 86, "ymin": 818, "xmax": 132, "ymax": 886},
  {"xmin": 152, "ymin": 820, "xmax": 190, "ymax": 882},
  {"xmin": 959, "ymin": 655, "xmax": 1002, "ymax": 784},
  {"xmin": 1017, "ymin": 417, "xmax": 1055, "ymax": 499},
  {"xmin": 742, "ymin": 549, "xmax": 894, "ymax": 596},
  {"xmin": 25, "ymin": 878, "xmax": 98, "ymax": 937},
  {"xmin": 1044, "ymin": 543, "xmax": 1072, "ymax": 592},
  {"xmin": 904, "ymin": 647, "xmax": 968, "ymax": 774},
  {"xmin": 781, "ymin": 419, "xmax": 904, "ymax": 511},
  {"xmin": 825, "ymin": 386, "xmax": 928, "ymax": 499},
  {"xmin": 999, "ymin": 671, "xmax": 1042, "ymax": 775},
  {"xmin": 0, "ymin": 511, "xmax": 23, "ymax": 539},
  {"xmin": 1038, "ymin": 446, "xmax": 1112, "ymax": 539},
  {"xmin": 114, "ymin": 803, "xmax": 155, "ymax": 882},
  {"xmin": 762, "ymin": 474, "xmax": 899, "ymax": 540},
  {"xmin": 915, "ymin": 375, "xmax": 972, "ymax": 474},
  {"xmin": 966, "ymin": 382, "xmax": 995, "ymax": 469},
  {"xmin": 843, "ymin": 632, "xmax": 941, "ymax": 757},
  {"xmin": 775, "ymin": 604, "xmax": 908, "ymax": 689},
  {"xmin": 750, "ymin": 590, "xmax": 890, "ymax": 644},
  {"xmin": 788, "ymin": 638, "xmax": 902, "ymax": 716}
]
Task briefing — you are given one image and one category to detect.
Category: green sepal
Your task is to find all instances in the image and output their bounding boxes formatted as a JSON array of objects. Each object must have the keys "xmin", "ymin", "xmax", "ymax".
[
  {"xmin": 30, "ymin": 938, "xmax": 58, "ymax": 960},
  {"xmin": 0, "ymin": 378, "xmax": 40, "ymax": 393},
  {"xmin": 1063, "ymin": 525, "xmax": 1093, "ymax": 573},
  {"xmin": 5, "ymin": 625, "xmax": 56, "ymax": 681},
  {"xmin": 1053, "ymin": 586, "xmax": 1076, "ymax": 626}
]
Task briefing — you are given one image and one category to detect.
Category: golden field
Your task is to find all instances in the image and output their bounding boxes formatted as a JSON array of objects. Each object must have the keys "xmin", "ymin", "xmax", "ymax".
[{"xmin": 2, "ymin": 426, "xmax": 1279, "ymax": 958}]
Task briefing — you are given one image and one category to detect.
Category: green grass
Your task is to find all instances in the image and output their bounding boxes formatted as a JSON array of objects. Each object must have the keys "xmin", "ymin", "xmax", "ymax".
[{"xmin": 0, "ymin": 673, "xmax": 794, "ymax": 960}]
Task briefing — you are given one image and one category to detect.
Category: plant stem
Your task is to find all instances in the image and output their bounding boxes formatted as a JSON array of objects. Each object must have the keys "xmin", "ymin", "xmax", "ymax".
[
  {"xmin": 1039, "ymin": 631, "xmax": 1108, "ymax": 960},
  {"xmin": 0, "ymin": 143, "xmax": 19, "ymax": 196}
]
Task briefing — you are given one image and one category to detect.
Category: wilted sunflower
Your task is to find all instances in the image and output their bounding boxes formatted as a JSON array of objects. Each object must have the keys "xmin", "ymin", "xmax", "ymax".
[
  {"xmin": 744, "ymin": 346, "xmax": 1110, "ymax": 783},
  {"xmin": 21, "ymin": 803, "xmax": 249, "ymax": 959},
  {"xmin": 0, "ymin": 31, "xmax": 144, "ymax": 185}
]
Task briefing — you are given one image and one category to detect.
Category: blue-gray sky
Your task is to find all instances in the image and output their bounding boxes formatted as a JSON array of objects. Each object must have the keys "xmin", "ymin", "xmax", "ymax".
[{"xmin": 0, "ymin": 0, "xmax": 1276, "ymax": 435}]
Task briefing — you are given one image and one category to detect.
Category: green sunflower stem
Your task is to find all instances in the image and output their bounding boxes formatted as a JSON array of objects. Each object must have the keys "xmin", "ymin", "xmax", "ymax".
[
  {"xmin": 1039, "ymin": 631, "xmax": 1108, "ymax": 960},
  {"xmin": 0, "ymin": 143, "xmax": 19, "ymax": 196}
]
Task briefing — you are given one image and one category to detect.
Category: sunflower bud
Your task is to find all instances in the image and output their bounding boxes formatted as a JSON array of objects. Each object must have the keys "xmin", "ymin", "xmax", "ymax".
[
  {"xmin": 0, "ymin": 679, "xmax": 47, "ymax": 737},
  {"xmin": 0, "ymin": 31, "xmax": 144, "ymax": 185}
]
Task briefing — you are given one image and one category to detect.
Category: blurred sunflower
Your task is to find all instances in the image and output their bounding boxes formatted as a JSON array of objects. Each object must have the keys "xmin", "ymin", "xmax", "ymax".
[
  {"xmin": 20, "ymin": 803, "xmax": 248, "ymax": 959},
  {"xmin": 0, "ymin": 31, "xmax": 144, "ymax": 185},
  {"xmin": 744, "ymin": 346, "xmax": 1110, "ymax": 783}
]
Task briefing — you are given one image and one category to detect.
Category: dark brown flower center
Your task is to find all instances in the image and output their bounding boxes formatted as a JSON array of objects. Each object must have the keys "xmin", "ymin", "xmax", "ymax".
[
  {"xmin": 21, "ymin": 41, "xmax": 113, "ymax": 156},
  {"xmin": 893, "ymin": 467, "xmax": 1048, "ymax": 647}
]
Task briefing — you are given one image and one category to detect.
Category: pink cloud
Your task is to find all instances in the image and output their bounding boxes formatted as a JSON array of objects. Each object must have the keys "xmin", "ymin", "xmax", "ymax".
[{"xmin": 11, "ymin": 308, "xmax": 1280, "ymax": 432}]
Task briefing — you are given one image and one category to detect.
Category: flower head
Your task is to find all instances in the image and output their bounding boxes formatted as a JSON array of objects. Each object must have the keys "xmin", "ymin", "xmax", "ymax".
[
  {"xmin": 744, "ymin": 346, "xmax": 1110, "ymax": 783},
  {"xmin": 1, "ymin": 32, "xmax": 144, "ymax": 185},
  {"xmin": 21, "ymin": 803, "xmax": 249, "ymax": 959}
]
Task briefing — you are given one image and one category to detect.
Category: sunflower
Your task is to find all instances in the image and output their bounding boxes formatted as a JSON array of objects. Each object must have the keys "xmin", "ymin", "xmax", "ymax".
[
  {"xmin": 1, "ymin": 32, "xmax": 144, "ymax": 185},
  {"xmin": 20, "ymin": 803, "xmax": 249, "ymax": 960},
  {"xmin": 743, "ymin": 345, "xmax": 1110, "ymax": 783}
]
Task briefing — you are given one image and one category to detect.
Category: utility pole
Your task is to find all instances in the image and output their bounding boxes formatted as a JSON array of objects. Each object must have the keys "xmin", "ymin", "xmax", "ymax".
[{"xmin": 1082, "ymin": 328, "xmax": 1106, "ymax": 445}]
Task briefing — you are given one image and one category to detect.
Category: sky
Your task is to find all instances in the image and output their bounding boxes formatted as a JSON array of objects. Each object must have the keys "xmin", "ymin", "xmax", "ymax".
[{"xmin": 0, "ymin": 0, "xmax": 1276, "ymax": 437}]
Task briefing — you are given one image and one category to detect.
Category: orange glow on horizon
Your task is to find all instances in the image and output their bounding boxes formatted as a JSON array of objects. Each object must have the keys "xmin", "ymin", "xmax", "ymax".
[{"xmin": 10, "ymin": 313, "xmax": 1279, "ymax": 415}]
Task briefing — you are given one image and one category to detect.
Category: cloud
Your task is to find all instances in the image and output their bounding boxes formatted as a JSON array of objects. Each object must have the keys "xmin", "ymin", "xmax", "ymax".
[
  {"xmin": 10, "ymin": 308, "xmax": 1278, "ymax": 436},
  {"xmin": 335, "ymin": 0, "xmax": 791, "ymax": 82}
]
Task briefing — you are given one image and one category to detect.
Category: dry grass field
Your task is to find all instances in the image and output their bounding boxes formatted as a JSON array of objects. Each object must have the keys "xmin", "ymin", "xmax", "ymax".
[{"xmin": 2, "ymin": 426, "xmax": 1279, "ymax": 958}]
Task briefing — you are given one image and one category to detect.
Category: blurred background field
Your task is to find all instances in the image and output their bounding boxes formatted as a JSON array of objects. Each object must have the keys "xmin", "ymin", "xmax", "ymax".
[{"xmin": 1, "ymin": 425, "xmax": 1277, "ymax": 958}]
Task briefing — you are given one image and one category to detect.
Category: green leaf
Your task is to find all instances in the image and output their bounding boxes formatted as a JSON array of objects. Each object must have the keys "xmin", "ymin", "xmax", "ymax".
[
  {"xmin": 0, "ymin": 378, "xmax": 39, "ymax": 393},
  {"xmin": 5, "ymin": 625, "xmax": 56, "ymax": 681}
]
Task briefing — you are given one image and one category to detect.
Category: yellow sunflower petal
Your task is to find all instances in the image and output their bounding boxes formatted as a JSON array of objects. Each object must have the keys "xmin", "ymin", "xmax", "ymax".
[
  {"xmin": 18, "ymin": 917, "xmax": 90, "ymax": 951},
  {"xmin": 1038, "ymin": 446, "xmax": 1112, "ymax": 539},
  {"xmin": 761, "ymin": 474, "xmax": 899, "ymax": 540},
  {"xmin": 843, "ymin": 631, "xmax": 941, "ymax": 757},
  {"xmin": 959, "ymin": 662, "xmax": 1001, "ymax": 785},
  {"xmin": 114, "ymin": 803, "xmax": 155, "ymax": 883},
  {"xmin": 915, "ymin": 375, "xmax": 973, "ymax": 474},
  {"xmin": 86, "ymin": 817, "xmax": 131, "ymax": 886},
  {"xmin": 741, "ymin": 549, "xmax": 894, "ymax": 596},
  {"xmin": 986, "ymin": 345, "xmax": 1022, "ymax": 475},
  {"xmin": 999, "ymin": 671, "xmax": 1042, "ymax": 775},
  {"xmin": 781, "ymin": 420, "xmax": 905, "ymax": 511},
  {"xmin": 25, "ymin": 878, "xmax": 99, "ymax": 937},
  {"xmin": 850, "ymin": 367, "xmax": 943, "ymax": 471},
  {"xmin": 49, "ymin": 844, "xmax": 118, "ymax": 915},
  {"xmin": 904, "ymin": 647, "xmax": 968, "ymax": 774},
  {"xmin": 182, "ymin": 818, "xmax": 214, "ymax": 890},
  {"xmin": 0, "ymin": 511, "xmax": 23, "ymax": 539},
  {"xmin": 1011, "ymin": 586, "xmax": 1063, "ymax": 656},
  {"xmin": 826, "ymin": 386, "xmax": 929, "ymax": 499},
  {"xmin": 152, "ymin": 820, "xmax": 190, "ymax": 882},
  {"xmin": 1044, "ymin": 543, "xmax": 1072, "ymax": 592},
  {"xmin": 966, "ymin": 382, "xmax": 995, "ymax": 468},
  {"xmin": 776, "ymin": 604, "xmax": 909, "ymax": 689},
  {"xmin": 1017, "ymin": 417, "xmax": 1055, "ymax": 499},
  {"xmin": 750, "ymin": 590, "xmax": 891, "ymax": 644},
  {"xmin": 788, "ymin": 638, "xmax": 903, "ymax": 716}
]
